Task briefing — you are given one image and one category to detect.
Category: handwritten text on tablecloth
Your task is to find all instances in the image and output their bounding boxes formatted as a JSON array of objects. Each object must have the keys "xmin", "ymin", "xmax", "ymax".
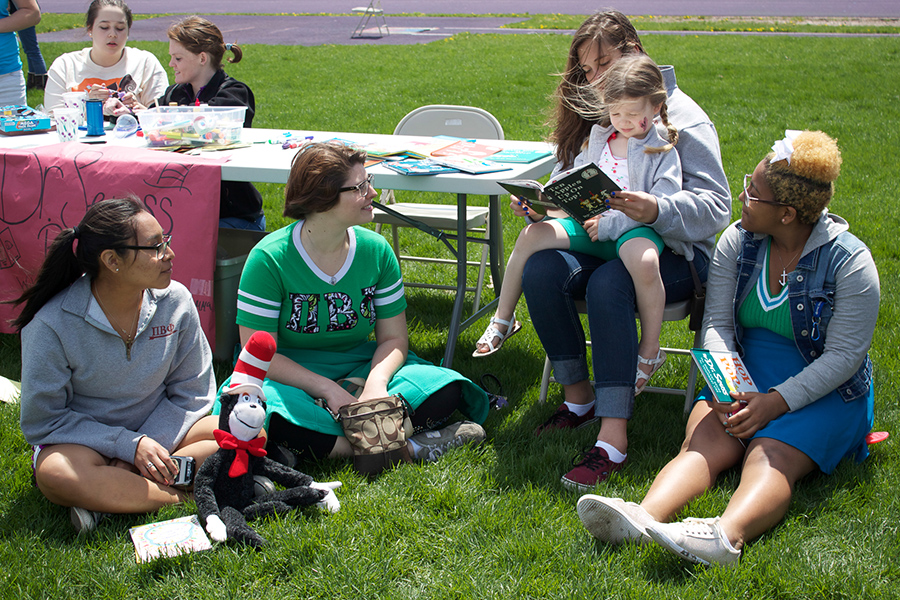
[{"xmin": 0, "ymin": 143, "xmax": 221, "ymax": 343}]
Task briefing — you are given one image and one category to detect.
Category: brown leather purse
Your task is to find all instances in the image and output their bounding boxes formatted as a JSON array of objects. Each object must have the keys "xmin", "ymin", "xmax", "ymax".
[
  {"xmin": 318, "ymin": 382, "xmax": 414, "ymax": 476},
  {"xmin": 337, "ymin": 395, "xmax": 413, "ymax": 476}
]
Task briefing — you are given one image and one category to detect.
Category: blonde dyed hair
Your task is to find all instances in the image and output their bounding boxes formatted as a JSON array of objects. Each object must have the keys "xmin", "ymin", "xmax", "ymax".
[{"xmin": 766, "ymin": 131, "xmax": 842, "ymax": 225}]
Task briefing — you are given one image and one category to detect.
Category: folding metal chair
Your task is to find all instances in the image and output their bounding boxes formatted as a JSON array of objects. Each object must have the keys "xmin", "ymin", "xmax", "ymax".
[
  {"xmin": 538, "ymin": 297, "xmax": 702, "ymax": 415},
  {"xmin": 372, "ymin": 104, "xmax": 504, "ymax": 314},
  {"xmin": 351, "ymin": 0, "xmax": 389, "ymax": 38}
]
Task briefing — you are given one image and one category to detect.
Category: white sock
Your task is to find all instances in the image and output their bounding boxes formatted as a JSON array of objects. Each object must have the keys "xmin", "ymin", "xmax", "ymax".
[
  {"xmin": 564, "ymin": 400, "xmax": 594, "ymax": 417},
  {"xmin": 594, "ymin": 440, "xmax": 626, "ymax": 463}
]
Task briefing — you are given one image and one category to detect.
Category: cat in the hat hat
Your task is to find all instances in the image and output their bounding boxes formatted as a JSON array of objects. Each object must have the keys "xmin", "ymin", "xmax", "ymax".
[{"xmin": 194, "ymin": 330, "xmax": 341, "ymax": 547}]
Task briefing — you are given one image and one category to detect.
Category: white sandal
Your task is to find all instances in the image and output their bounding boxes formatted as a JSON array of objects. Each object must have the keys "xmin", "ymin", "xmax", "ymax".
[
  {"xmin": 634, "ymin": 349, "xmax": 666, "ymax": 395},
  {"xmin": 472, "ymin": 315, "xmax": 523, "ymax": 358}
]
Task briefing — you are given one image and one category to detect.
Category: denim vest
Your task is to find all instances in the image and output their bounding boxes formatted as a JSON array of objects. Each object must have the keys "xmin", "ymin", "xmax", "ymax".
[{"xmin": 733, "ymin": 226, "xmax": 872, "ymax": 402}]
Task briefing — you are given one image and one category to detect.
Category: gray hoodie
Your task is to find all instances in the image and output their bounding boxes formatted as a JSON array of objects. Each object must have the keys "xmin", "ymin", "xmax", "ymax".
[
  {"xmin": 20, "ymin": 276, "xmax": 216, "ymax": 463},
  {"xmin": 547, "ymin": 65, "xmax": 732, "ymax": 261}
]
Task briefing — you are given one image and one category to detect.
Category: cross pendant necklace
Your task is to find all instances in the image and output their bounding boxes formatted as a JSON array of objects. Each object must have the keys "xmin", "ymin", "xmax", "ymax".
[{"xmin": 94, "ymin": 284, "xmax": 142, "ymax": 360}]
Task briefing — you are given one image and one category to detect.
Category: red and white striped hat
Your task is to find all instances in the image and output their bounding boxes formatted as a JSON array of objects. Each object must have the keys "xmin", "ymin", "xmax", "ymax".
[{"xmin": 227, "ymin": 330, "xmax": 277, "ymax": 401}]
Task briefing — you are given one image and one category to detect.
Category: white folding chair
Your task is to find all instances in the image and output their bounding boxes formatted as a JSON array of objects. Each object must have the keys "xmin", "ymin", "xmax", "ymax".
[
  {"xmin": 351, "ymin": 0, "xmax": 389, "ymax": 38},
  {"xmin": 373, "ymin": 104, "xmax": 504, "ymax": 314},
  {"xmin": 538, "ymin": 297, "xmax": 702, "ymax": 415}
]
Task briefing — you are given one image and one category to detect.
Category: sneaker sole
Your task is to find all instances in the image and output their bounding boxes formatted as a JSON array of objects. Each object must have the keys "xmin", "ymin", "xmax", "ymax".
[
  {"xmin": 646, "ymin": 526, "xmax": 710, "ymax": 566},
  {"xmin": 559, "ymin": 475, "xmax": 597, "ymax": 493},
  {"xmin": 576, "ymin": 496, "xmax": 650, "ymax": 545}
]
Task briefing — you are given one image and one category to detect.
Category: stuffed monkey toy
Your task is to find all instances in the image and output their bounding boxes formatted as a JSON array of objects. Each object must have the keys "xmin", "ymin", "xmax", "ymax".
[{"xmin": 194, "ymin": 331, "xmax": 341, "ymax": 547}]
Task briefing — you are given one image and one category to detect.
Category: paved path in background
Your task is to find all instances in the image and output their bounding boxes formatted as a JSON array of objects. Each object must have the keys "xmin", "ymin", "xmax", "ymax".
[
  {"xmin": 40, "ymin": 1, "xmax": 900, "ymax": 18},
  {"xmin": 37, "ymin": 1, "xmax": 899, "ymax": 47}
]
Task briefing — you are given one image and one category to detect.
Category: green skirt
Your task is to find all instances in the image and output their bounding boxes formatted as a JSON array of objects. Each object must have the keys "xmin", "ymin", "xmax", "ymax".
[{"xmin": 214, "ymin": 341, "xmax": 490, "ymax": 436}]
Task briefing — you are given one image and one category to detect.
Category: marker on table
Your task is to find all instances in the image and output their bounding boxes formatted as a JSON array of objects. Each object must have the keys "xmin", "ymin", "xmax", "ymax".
[{"xmin": 282, "ymin": 135, "xmax": 313, "ymax": 150}]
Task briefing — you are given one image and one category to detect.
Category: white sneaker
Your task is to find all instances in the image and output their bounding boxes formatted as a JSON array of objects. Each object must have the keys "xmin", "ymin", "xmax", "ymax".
[
  {"xmin": 647, "ymin": 517, "xmax": 741, "ymax": 567},
  {"xmin": 576, "ymin": 495, "xmax": 655, "ymax": 545},
  {"xmin": 409, "ymin": 421, "xmax": 486, "ymax": 462},
  {"xmin": 70, "ymin": 506, "xmax": 105, "ymax": 534}
]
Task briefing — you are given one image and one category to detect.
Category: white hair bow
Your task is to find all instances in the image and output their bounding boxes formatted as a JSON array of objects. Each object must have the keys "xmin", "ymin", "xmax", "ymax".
[{"xmin": 770, "ymin": 129, "xmax": 802, "ymax": 164}]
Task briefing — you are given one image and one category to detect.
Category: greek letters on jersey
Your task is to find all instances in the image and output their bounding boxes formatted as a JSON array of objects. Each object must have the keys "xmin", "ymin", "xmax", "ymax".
[
  {"xmin": 285, "ymin": 286, "xmax": 374, "ymax": 334},
  {"xmin": 235, "ymin": 222, "xmax": 406, "ymax": 353}
]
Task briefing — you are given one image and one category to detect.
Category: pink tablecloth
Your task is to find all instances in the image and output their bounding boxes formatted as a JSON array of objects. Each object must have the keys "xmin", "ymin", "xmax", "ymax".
[{"xmin": 0, "ymin": 142, "xmax": 222, "ymax": 345}]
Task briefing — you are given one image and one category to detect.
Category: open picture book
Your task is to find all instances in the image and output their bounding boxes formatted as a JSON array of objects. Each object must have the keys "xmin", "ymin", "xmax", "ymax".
[
  {"xmin": 129, "ymin": 515, "xmax": 212, "ymax": 562},
  {"xmin": 498, "ymin": 162, "xmax": 618, "ymax": 224}
]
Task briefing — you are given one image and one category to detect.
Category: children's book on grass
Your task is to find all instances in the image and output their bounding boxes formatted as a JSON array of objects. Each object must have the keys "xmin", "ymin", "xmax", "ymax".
[
  {"xmin": 489, "ymin": 147, "xmax": 553, "ymax": 163},
  {"xmin": 689, "ymin": 348, "xmax": 758, "ymax": 404},
  {"xmin": 383, "ymin": 158, "xmax": 460, "ymax": 175},
  {"xmin": 430, "ymin": 155, "xmax": 512, "ymax": 174},
  {"xmin": 498, "ymin": 162, "xmax": 618, "ymax": 224},
  {"xmin": 129, "ymin": 515, "xmax": 212, "ymax": 563}
]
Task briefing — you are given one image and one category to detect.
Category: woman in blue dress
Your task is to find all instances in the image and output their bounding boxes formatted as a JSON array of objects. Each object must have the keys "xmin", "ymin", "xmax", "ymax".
[{"xmin": 575, "ymin": 130, "xmax": 880, "ymax": 567}]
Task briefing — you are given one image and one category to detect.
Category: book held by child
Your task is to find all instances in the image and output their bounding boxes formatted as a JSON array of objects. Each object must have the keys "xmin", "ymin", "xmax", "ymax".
[{"xmin": 498, "ymin": 162, "xmax": 619, "ymax": 224}]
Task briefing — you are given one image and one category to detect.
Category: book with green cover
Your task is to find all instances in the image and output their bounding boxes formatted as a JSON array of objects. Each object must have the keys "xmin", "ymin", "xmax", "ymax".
[
  {"xmin": 490, "ymin": 147, "xmax": 553, "ymax": 163},
  {"xmin": 498, "ymin": 162, "xmax": 617, "ymax": 224},
  {"xmin": 383, "ymin": 159, "xmax": 459, "ymax": 175}
]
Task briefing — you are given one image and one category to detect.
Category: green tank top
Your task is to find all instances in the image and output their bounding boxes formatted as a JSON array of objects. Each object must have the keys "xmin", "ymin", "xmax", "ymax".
[{"xmin": 736, "ymin": 239, "xmax": 793, "ymax": 340}]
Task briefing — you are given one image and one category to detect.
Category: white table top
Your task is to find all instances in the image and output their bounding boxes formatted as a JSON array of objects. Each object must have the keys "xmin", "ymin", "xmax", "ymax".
[
  {"xmin": 0, "ymin": 127, "xmax": 556, "ymax": 195},
  {"xmin": 227, "ymin": 129, "xmax": 556, "ymax": 195}
]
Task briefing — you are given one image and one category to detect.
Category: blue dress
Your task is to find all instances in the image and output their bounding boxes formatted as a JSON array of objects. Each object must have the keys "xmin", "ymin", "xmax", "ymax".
[{"xmin": 697, "ymin": 263, "xmax": 873, "ymax": 474}]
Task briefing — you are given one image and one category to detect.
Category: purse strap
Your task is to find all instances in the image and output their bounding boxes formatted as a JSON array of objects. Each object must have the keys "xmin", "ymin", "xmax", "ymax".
[{"xmin": 688, "ymin": 258, "xmax": 706, "ymax": 332}]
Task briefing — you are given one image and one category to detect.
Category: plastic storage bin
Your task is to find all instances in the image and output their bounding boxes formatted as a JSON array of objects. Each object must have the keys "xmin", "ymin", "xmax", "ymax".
[
  {"xmin": 138, "ymin": 105, "xmax": 246, "ymax": 147},
  {"xmin": 214, "ymin": 228, "xmax": 268, "ymax": 362}
]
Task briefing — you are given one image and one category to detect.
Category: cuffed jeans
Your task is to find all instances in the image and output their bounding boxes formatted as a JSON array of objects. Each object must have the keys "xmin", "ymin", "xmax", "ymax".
[{"xmin": 522, "ymin": 247, "xmax": 708, "ymax": 420}]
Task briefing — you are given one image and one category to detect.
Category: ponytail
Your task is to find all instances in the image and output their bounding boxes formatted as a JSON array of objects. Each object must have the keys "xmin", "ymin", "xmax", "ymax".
[
  {"xmin": 225, "ymin": 42, "xmax": 243, "ymax": 64},
  {"xmin": 9, "ymin": 197, "xmax": 147, "ymax": 331}
]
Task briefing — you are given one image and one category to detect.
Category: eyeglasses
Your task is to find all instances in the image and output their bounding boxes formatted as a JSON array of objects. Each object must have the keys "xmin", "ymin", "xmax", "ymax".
[
  {"xmin": 339, "ymin": 174, "xmax": 373, "ymax": 198},
  {"xmin": 742, "ymin": 174, "xmax": 786, "ymax": 207},
  {"xmin": 116, "ymin": 234, "xmax": 172, "ymax": 259}
]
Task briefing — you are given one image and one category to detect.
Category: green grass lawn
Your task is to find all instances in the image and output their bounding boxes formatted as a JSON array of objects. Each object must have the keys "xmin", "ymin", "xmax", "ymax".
[{"xmin": 4, "ymin": 22, "xmax": 900, "ymax": 599}]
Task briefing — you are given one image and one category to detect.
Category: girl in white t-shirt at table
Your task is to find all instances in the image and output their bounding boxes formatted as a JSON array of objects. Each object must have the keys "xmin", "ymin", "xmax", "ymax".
[
  {"xmin": 474, "ymin": 54, "xmax": 681, "ymax": 395},
  {"xmin": 43, "ymin": 0, "xmax": 167, "ymax": 115}
]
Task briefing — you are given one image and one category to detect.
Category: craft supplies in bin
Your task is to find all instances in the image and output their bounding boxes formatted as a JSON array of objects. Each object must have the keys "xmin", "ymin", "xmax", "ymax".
[{"xmin": 138, "ymin": 105, "xmax": 246, "ymax": 147}]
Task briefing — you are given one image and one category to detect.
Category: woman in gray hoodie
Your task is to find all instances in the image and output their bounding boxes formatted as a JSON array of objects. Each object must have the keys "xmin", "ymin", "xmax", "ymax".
[
  {"xmin": 16, "ymin": 197, "xmax": 218, "ymax": 533},
  {"xmin": 518, "ymin": 10, "xmax": 732, "ymax": 490}
]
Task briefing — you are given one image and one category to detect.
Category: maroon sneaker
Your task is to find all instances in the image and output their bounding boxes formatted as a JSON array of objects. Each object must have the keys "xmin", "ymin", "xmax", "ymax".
[
  {"xmin": 534, "ymin": 404, "xmax": 598, "ymax": 435},
  {"xmin": 560, "ymin": 446, "xmax": 625, "ymax": 491}
]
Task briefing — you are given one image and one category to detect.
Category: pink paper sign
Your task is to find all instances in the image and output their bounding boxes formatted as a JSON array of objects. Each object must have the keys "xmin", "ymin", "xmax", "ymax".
[{"xmin": 0, "ymin": 143, "xmax": 222, "ymax": 345}]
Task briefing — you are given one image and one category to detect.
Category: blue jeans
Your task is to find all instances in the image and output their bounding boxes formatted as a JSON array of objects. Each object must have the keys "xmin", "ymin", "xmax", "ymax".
[
  {"xmin": 17, "ymin": 26, "xmax": 46, "ymax": 74},
  {"xmin": 522, "ymin": 247, "xmax": 708, "ymax": 420},
  {"xmin": 219, "ymin": 213, "xmax": 266, "ymax": 231}
]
